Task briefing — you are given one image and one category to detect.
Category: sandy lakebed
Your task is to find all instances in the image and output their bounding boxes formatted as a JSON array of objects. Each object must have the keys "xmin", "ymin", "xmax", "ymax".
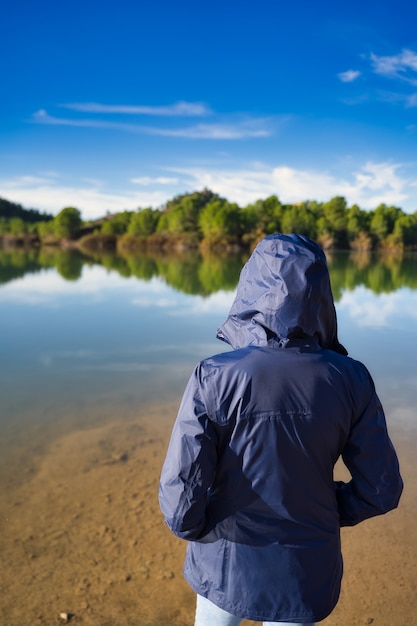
[{"xmin": 0, "ymin": 400, "xmax": 415, "ymax": 626}]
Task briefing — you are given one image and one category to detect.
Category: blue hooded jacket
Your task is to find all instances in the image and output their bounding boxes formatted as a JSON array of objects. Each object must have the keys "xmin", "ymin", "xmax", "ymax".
[{"xmin": 159, "ymin": 234, "xmax": 403, "ymax": 623}]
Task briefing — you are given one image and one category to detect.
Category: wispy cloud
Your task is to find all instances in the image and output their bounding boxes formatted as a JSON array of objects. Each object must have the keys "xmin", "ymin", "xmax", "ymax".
[
  {"xmin": 372, "ymin": 88, "xmax": 417, "ymax": 109},
  {"xmin": 131, "ymin": 176, "xmax": 179, "ymax": 186},
  {"xmin": 32, "ymin": 109, "xmax": 273, "ymax": 139},
  {"xmin": 61, "ymin": 101, "xmax": 211, "ymax": 116},
  {"xmin": 338, "ymin": 69, "xmax": 361, "ymax": 83},
  {"xmin": 406, "ymin": 93, "xmax": 417, "ymax": 107},
  {"xmin": 144, "ymin": 121, "xmax": 272, "ymax": 139},
  {"xmin": 33, "ymin": 109, "xmax": 113, "ymax": 128},
  {"xmin": 371, "ymin": 49, "xmax": 417, "ymax": 86},
  {"xmin": 342, "ymin": 49, "xmax": 417, "ymax": 109}
]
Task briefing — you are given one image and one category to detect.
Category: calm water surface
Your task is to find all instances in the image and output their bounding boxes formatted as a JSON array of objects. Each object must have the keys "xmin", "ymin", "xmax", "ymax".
[{"xmin": 1, "ymin": 248, "xmax": 417, "ymax": 482}]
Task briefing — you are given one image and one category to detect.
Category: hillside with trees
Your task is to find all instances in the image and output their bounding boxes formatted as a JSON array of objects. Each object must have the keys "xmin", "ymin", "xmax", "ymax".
[
  {"xmin": 1, "ymin": 189, "xmax": 417, "ymax": 251},
  {"xmin": 0, "ymin": 198, "xmax": 53, "ymax": 243}
]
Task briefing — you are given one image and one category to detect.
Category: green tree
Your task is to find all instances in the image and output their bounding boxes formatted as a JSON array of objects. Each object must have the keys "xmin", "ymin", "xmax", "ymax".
[
  {"xmin": 164, "ymin": 188, "xmax": 219, "ymax": 213},
  {"xmin": 37, "ymin": 220, "xmax": 56, "ymax": 239},
  {"xmin": 101, "ymin": 211, "xmax": 133, "ymax": 235},
  {"xmin": 369, "ymin": 204, "xmax": 402, "ymax": 244},
  {"xmin": 346, "ymin": 204, "xmax": 369, "ymax": 239},
  {"xmin": 346, "ymin": 204, "xmax": 372, "ymax": 249},
  {"xmin": 128, "ymin": 208, "xmax": 160, "ymax": 237},
  {"xmin": 280, "ymin": 203, "xmax": 316, "ymax": 238},
  {"xmin": 199, "ymin": 200, "xmax": 243, "ymax": 243},
  {"xmin": 53, "ymin": 207, "xmax": 82, "ymax": 240},
  {"xmin": 156, "ymin": 190, "xmax": 222, "ymax": 238},
  {"xmin": 0, "ymin": 197, "xmax": 53, "ymax": 223},
  {"xmin": 320, "ymin": 196, "xmax": 348, "ymax": 246},
  {"xmin": 393, "ymin": 213, "xmax": 417, "ymax": 246},
  {"xmin": 243, "ymin": 195, "xmax": 282, "ymax": 236},
  {"xmin": 8, "ymin": 218, "xmax": 27, "ymax": 236},
  {"xmin": 156, "ymin": 206, "xmax": 185, "ymax": 234}
]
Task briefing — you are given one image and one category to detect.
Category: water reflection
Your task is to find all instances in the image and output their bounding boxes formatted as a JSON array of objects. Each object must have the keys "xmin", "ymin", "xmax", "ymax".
[
  {"xmin": 0, "ymin": 247, "xmax": 86, "ymax": 283},
  {"xmin": 327, "ymin": 251, "xmax": 417, "ymax": 299},
  {"xmin": 0, "ymin": 247, "xmax": 247, "ymax": 295},
  {"xmin": 1, "ymin": 246, "xmax": 416, "ymax": 296}
]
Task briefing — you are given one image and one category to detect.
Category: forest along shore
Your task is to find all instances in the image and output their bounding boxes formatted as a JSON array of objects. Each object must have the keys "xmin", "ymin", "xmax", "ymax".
[{"xmin": 2, "ymin": 189, "xmax": 417, "ymax": 254}]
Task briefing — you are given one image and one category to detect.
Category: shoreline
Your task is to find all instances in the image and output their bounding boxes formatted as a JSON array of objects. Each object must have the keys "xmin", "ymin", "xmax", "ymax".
[
  {"xmin": 0, "ymin": 406, "xmax": 414, "ymax": 626},
  {"xmin": 2, "ymin": 233, "xmax": 417, "ymax": 255}
]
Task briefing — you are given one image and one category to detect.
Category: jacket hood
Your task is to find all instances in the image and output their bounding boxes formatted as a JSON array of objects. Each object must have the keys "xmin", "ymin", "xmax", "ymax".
[{"xmin": 217, "ymin": 233, "xmax": 347, "ymax": 355}]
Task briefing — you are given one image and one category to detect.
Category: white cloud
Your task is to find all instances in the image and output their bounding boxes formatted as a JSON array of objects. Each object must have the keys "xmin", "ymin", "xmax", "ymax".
[
  {"xmin": 61, "ymin": 101, "xmax": 211, "ymax": 116},
  {"xmin": 131, "ymin": 176, "xmax": 179, "ymax": 186},
  {"xmin": 33, "ymin": 109, "xmax": 104, "ymax": 128},
  {"xmin": 0, "ymin": 174, "xmax": 174, "ymax": 218},
  {"xmin": 32, "ymin": 109, "xmax": 272, "ymax": 139},
  {"xmin": 371, "ymin": 49, "xmax": 417, "ymax": 86},
  {"xmin": 145, "ymin": 121, "xmax": 272, "ymax": 139},
  {"xmin": 368, "ymin": 49, "xmax": 417, "ymax": 110},
  {"xmin": 1, "ymin": 159, "xmax": 415, "ymax": 220},
  {"xmin": 170, "ymin": 160, "xmax": 413, "ymax": 210},
  {"xmin": 352, "ymin": 161, "xmax": 408, "ymax": 200},
  {"xmin": 338, "ymin": 69, "xmax": 361, "ymax": 83}
]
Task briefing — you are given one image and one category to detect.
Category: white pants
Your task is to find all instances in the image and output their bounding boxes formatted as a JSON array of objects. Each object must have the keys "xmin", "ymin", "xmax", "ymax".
[{"xmin": 194, "ymin": 594, "xmax": 316, "ymax": 626}]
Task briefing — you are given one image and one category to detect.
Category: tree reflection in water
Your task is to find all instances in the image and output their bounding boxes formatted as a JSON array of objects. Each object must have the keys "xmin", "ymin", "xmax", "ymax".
[{"xmin": 0, "ymin": 245, "xmax": 416, "ymax": 296}]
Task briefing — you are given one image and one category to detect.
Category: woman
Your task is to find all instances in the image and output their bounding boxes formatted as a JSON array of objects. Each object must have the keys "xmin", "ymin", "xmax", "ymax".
[{"xmin": 159, "ymin": 233, "xmax": 403, "ymax": 625}]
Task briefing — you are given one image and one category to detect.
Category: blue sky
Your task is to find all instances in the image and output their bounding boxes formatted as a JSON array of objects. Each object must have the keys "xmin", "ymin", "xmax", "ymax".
[{"xmin": 1, "ymin": 0, "xmax": 417, "ymax": 219}]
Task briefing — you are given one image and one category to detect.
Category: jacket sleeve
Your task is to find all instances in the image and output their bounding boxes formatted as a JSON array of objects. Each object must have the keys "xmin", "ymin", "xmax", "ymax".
[
  {"xmin": 159, "ymin": 363, "xmax": 218, "ymax": 540},
  {"xmin": 335, "ymin": 375, "xmax": 403, "ymax": 527}
]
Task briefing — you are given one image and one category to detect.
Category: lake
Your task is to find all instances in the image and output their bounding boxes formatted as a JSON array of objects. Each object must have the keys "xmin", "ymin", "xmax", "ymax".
[
  {"xmin": 1, "ymin": 247, "xmax": 416, "ymax": 453},
  {"xmin": 1, "ymin": 246, "xmax": 416, "ymax": 625}
]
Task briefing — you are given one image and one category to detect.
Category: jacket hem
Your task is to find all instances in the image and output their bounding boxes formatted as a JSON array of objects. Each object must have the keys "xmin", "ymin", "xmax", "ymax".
[{"xmin": 184, "ymin": 570, "xmax": 339, "ymax": 623}]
